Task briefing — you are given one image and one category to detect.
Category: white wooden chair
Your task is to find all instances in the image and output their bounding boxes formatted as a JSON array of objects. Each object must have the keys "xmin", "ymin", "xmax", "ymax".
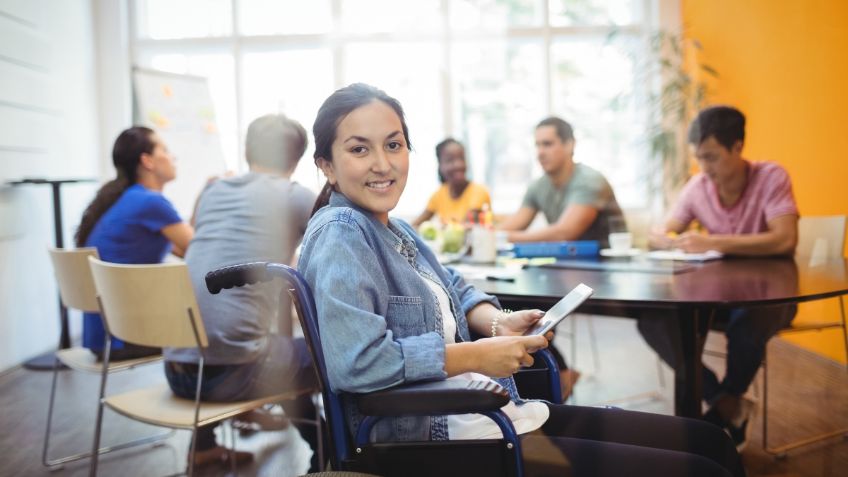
[
  {"xmin": 43, "ymin": 248, "xmax": 168, "ymax": 469},
  {"xmin": 761, "ymin": 215, "xmax": 848, "ymax": 457},
  {"xmin": 87, "ymin": 257, "xmax": 307, "ymax": 476}
]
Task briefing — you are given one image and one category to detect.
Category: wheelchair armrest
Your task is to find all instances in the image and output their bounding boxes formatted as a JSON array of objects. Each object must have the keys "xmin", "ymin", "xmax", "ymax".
[
  {"xmin": 356, "ymin": 379, "xmax": 509, "ymax": 417},
  {"xmin": 205, "ymin": 262, "xmax": 271, "ymax": 294},
  {"xmin": 513, "ymin": 349, "xmax": 562, "ymax": 402}
]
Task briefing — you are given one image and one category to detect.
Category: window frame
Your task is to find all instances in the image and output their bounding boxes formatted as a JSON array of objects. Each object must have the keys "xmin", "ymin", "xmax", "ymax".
[{"xmin": 128, "ymin": 0, "xmax": 662, "ymax": 216}]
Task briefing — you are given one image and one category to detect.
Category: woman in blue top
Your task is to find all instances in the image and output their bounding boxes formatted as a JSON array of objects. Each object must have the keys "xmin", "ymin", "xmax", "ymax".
[
  {"xmin": 298, "ymin": 84, "xmax": 744, "ymax": 477},
  {"xmin": 75, "ymin": 126, "xmax": 193, "ymax": 360}
]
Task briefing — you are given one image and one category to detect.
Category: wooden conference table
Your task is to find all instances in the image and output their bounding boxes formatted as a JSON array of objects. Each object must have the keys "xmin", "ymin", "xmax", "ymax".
[{"xmin": 463, "ymin": 256, "xmax": 848, "ymax": 418}]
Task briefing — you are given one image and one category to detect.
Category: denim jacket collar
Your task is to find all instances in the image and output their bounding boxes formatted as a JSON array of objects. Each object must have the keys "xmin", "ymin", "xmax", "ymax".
[
  {"xmin": 304, "ymin": 192, "xmax": 520, "ymax": 443},
  {"xmin": 329, "ymin": 191, "xmax": 418, "ymax": 264}
]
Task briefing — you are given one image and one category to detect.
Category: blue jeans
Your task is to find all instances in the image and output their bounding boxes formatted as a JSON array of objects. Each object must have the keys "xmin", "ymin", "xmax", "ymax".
[
  {"xmin": 638, "ymin": 305, "xmax": 796, "ymax": 402},
  {"xmin": 165, "ymin": 336, "xmax": 323, "ymax": 468}
]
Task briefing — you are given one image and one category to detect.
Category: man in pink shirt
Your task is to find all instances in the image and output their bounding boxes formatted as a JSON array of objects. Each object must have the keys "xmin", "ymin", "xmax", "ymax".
[{"xmin": 641, "ymin": 106, "xmax": 799, "ymax": 451}]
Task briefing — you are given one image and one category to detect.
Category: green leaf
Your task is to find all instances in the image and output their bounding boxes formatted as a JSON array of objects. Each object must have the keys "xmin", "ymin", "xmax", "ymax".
[
  {"xmin": 701, "ymin": 64, "xmax": 719, "ymax": 77},
  {"xmin": 670, "ymin": 38, "xmax": 681, "ymax": 56}
]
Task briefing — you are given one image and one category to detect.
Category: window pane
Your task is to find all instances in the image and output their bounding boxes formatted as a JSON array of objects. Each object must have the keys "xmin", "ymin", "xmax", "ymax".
[
  {"xmin": 450, "ymin": 0, "xmax": 544, "ymax": 30},
  {"xmin": 340, "ymin": 0, "xmax": 442, "ymax": 34},
  {"xmin": 343, "ymin": 42, "xmax": 444, "ymax": 219},
  {"xmin": 238, "ymin": 0, "xmax": 331, "ymax": 35},
  {"xmin": 451, "ymin": 40, "xmax": 546, "ymax": 215},
  {"xmin": 550, "ymin": 35, "xmax": 648, "ymax": 208},
  {"xmin": 139, "ymin": 52, "xmax": 238, "ymax": 172},
  {"xmin": 135, "ymin": 0, "xmax": 231, "ymax": 39},
  {"xmin": 242, "ymin": 48, "xmax": 334, "ymax": 189},
  {"xmin": 549, "ymin": 0, "xmax": 642, "ymax": 27}
]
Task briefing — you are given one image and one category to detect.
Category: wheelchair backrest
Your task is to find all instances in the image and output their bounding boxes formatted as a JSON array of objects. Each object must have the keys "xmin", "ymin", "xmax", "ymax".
[{"xmin": 205, "ymin": 261, "xmax": 353, "ymax": 467}]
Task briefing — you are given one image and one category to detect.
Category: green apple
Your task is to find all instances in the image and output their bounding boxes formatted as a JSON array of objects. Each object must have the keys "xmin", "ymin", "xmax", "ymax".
[
  {"xmin": 442, "ymin": 223, "xmax": 465, "ymax": 253},
  {"xmin": 418, "ymin": 221, "xmax": 440, "ymax": 241}
]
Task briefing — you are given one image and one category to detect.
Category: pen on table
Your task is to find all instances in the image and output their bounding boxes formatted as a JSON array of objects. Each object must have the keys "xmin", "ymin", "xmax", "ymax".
[{"xmin": 486, "ymin": 275, "xmax": 516, "ymax": 282}]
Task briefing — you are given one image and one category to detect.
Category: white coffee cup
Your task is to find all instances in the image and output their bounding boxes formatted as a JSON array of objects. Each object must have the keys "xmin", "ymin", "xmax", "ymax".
[{"xmin": 608, "ymin": 232, "xmax": 633, "ymax": 252}]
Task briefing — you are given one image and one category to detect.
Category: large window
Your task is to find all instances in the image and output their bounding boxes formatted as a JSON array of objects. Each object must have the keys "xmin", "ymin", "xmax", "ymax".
[{"xmin": 132, "ymin": 0, "xmax": 656, "ymax": 218}]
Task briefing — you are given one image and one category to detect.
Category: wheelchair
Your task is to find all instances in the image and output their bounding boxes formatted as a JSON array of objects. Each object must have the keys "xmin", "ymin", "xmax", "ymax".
[{"xmin": 206, "ymin": 262, "xmax": 562, "ymax": 477}]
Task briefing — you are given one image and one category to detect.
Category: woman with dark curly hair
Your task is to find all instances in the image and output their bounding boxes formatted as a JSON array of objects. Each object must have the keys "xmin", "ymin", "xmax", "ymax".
[{"xmin": 412, "ymin": 138, "xmax": 491, "ymax": 227}]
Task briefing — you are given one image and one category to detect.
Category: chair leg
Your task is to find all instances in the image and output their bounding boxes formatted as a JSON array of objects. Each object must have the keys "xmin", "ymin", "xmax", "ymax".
[
  {"xmin": 586, "ymin": 315, "xmax": 601, "ymax": 373},
  {"xmin": 315, "ymin": 396, "xmax": 324, "ymax": 472},
  {"xmin": 41, "ymin": 355, "xmax": 62, "ymax": 468},
  {"xmin": 569, "ymin": 316, "xmax": 578, "ymax": 404},
  {"xmin": 569, "ymin": 315, "xmax": 577, "ymax": 369},
  {"xmin": 227, "ymin": 422, "xmax": 237, "ymax": 475},
  {"xmin": 186, "ymin": 426, "xmax": 197, "ymax": 477},
  {"xmin": 840, "ymin": 296, "xmax": 848, "ymax": 371},
  {"xmin": 655, "ymin": 355, "xmax": 666, "ymax": 389},
  {"xmin": 762, "ymin": 353, "xmax": 772, "ymax": 456},
  {"xmin": 89, "ymin": 358, "xmax": 110, "ymax": 477},
  {"xmin": 43, "ymin": 353, "xmax": 171, "ymax": 468},
  {"xmin": 187, "ymin": 313, "xmax": 206, "ymax": 477},
  {"xmin": 761, "ymin": 322, "xmax": 848, "ymax": 458}
]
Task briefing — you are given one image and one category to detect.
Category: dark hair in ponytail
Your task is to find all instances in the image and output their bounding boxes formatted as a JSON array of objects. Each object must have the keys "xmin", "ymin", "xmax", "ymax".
[
  {"xmin": 75, "ymin": 126, "xmax": 155, "ymax": 246},
  {"xmin": 310, "ymin": 83, "xmax": 411, "ymax": 216},
  {"xmin": 311, "ymin": 182, "xmax": 335, "ymax": 218}
]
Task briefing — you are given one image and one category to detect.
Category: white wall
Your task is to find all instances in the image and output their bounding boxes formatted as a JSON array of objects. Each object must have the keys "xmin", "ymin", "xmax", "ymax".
[{"xmin": 0, "ymin": 0, "xmax": 102, "ymax": 371}]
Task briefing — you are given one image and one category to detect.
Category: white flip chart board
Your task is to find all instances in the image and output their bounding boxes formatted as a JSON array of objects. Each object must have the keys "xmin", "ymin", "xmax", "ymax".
[{"xmin": 133, "ymin": 67, "xmax": 226, "ymax": 218}]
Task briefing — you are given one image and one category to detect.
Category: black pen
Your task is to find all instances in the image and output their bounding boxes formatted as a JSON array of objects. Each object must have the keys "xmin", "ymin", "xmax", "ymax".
[{"xmin": 486, "ymin": 275, "xmax": 516, "ymax": 282}]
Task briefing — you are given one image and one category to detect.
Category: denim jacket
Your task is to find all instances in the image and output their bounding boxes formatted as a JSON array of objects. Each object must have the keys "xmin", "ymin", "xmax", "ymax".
[{"xmin": 298, "ymin": 192, "xmax": 505, "ymax": 442}]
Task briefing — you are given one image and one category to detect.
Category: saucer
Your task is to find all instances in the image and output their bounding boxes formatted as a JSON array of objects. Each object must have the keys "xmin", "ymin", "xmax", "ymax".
[{"xmin": 600, "ymin": 248, "xmax": 642, "ymax": 258}]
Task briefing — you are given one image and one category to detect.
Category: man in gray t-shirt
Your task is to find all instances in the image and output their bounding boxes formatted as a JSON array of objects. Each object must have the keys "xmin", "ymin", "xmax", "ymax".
[
  {"xmin": 499, "ymin": 116, "xmax": 624, "ymax": 248},
  {"xmin": 167, "ymin": 171, "xmax": 315, "ymax": 365},
  {"xmin": 499, "ymin": 116, "xmax": 624, "ymax": 400},
  {"xmin": 163, "ymin": 114, "xmax": 322, "ymax": 470}
]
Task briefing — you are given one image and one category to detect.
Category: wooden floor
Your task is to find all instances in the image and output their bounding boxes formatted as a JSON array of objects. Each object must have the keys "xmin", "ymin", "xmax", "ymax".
[{"xmin": 1, "ymin": 315, "xmax": 845, "ymax": 477}]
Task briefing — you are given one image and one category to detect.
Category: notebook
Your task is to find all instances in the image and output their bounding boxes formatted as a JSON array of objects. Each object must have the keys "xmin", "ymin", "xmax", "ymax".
[{"xmin": 645, "ymin": 250, "xmax": 724, "ymax": 262}]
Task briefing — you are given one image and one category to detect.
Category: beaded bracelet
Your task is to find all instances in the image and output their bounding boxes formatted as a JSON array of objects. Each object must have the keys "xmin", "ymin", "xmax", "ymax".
[{"xmin": 493, "ymin": 308, "xmax": 512, "ymax": 337}]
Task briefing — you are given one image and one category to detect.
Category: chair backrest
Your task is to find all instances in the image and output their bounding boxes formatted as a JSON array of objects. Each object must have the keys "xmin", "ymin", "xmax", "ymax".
[
  {"xmin": 88, "ymin": 257, "xmax": 208, "ymax": 349},
  {"xmin": 47, "ymin": 247, "xmax": 100, "ymax": 312},
  {"xmin": 797, "ymin": 215, "xmax": 847, "ymax": 261},
  {"xmin": 622, "ymin": 208, "xmax": 652, "ymax": 249},
  {"xmin": 204, "ymin": 262, "xmax": 349, "ymax": 467},
  {"xmin": 265, "ymin": 264, "xmax": 351, "ymax": 468}
]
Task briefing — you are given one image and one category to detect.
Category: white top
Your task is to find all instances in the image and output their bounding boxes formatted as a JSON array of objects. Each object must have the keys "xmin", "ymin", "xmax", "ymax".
[{"xmin": 420, "ymin": 273, "xmax": 550, "ymax": 439}]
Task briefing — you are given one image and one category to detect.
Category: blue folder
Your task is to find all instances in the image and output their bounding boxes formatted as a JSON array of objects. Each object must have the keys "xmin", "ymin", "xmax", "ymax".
[{"xmin": 512, "ymin": 240, "xmax": 600, "ymax": 259}]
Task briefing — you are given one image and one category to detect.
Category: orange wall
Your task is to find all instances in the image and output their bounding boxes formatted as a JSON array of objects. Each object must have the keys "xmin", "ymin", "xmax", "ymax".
[{"xmin": 683, "ymin": 0, "xmax": 848, "ymax": 363}]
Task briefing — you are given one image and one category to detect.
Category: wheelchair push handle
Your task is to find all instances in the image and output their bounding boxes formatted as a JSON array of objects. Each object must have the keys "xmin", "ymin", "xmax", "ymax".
[{"xmin": 205, "ymin": 262, "xmax": 271, "ymax": 294}]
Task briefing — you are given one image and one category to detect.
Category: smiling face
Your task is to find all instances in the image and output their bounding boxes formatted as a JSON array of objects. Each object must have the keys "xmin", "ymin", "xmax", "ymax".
[
  {"xmin": 318, "ymin": 100, "xmax": 409, "ymax": 224},
  {"xmin": 438, "ymin": 142, "xmax": 467, "ymax": 186},
  {"xmin": 691, "ymin": 135, "xmax": 744, "ymax": 186},
  {"xmin": 534, "ymin": 125, "xmax": 573, "ymax": 175}
]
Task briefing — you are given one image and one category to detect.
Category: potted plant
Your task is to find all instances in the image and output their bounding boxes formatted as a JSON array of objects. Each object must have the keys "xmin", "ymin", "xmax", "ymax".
[{"xmin": 646, "ymin": 30, "xmax": 719, "ymax": 209}]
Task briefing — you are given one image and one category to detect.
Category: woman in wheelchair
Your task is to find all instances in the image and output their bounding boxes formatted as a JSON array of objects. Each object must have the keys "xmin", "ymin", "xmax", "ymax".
[{"xmin": 297, "ymin": 83, "xmax": 745, "ymax": 477}]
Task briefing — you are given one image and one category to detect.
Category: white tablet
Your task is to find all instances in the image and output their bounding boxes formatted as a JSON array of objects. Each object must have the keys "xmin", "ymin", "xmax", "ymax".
[{"xmin": 523, "ymin": 283, "xmax": 594, "ymax": 336}]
